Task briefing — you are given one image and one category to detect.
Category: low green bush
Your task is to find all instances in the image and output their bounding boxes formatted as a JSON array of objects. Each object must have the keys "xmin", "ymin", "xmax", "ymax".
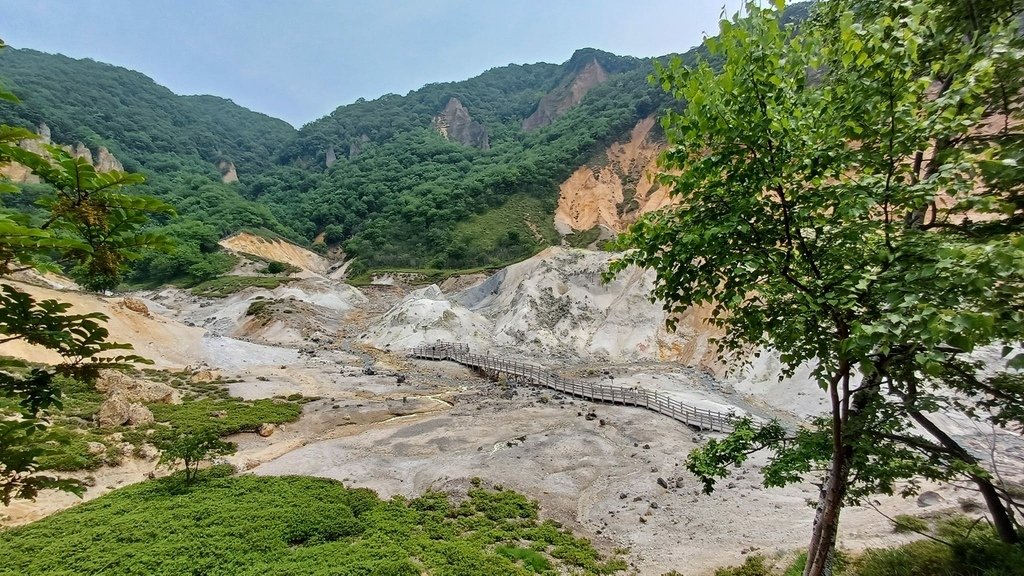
[
  {"xmin": 148, "ymin": 398, "xmax": 301, "ymax": 435},
  {"xmin": 0, "ymin": 477, "xmax": 627, "ymax": 575},
  {"xmin": 893, "ymin": 514, "xmax": 930, "ymax": 534},
  {"xmin": 497, "ymin": 545, "xmax": 553, "ymax": 572},
  {"xmin": 714, "ymin": 556, "xmax": 774, "ymax": 576},
  {"xmin": 190, "ymin": 275, "xmax": 296, "ymax": 297}
]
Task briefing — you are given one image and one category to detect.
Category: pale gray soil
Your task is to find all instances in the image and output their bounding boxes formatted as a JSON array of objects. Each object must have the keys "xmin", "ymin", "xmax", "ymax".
[{"xmin": 4, "ymin": 260, "xmax": 1018, "ymax": 576}]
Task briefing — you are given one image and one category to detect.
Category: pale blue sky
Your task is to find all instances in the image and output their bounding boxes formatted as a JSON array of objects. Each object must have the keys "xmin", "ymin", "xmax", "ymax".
[{"xmin": 0, "ymin": 1, "xmax": 740, "ymax": 127}]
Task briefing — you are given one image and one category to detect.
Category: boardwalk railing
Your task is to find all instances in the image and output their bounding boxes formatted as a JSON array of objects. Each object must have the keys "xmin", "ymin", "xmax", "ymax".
[{"xmin": 410, "ymin": 340, "xmax": 742, "ymax": 432}]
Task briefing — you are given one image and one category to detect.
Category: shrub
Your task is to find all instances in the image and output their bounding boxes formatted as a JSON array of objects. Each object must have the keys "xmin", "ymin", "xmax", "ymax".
[
  {"xmin": 893, "ymin": 514, "xmax": 930, "ymax": 534},
  {"xmin": 714, "ymin": 555, "xmax": 774, "ymax": 576},
  {"xmin": 497, "ymin": 545, "xmax": 552, "ymax": 572}
]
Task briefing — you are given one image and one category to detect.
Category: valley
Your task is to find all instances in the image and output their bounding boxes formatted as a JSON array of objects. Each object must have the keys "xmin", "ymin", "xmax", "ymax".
[
  {"xmin": 1, "ymin": 1, "xmax": 1021, "ymax": 574},
  {"xmin": 2, "ymin": 243, "xmax": 1012, "ymax": 574}
]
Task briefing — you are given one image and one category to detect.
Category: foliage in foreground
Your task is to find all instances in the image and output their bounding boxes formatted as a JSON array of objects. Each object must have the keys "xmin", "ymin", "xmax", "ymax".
[
  {"xmin": 713, "ymin": 516, "xmax": 1024, "ymax": 576},
  {"xmin": 0, "ymin": 37, "xmax": 172, "ymax": 503},
  {"xmin": 612, "ymin": 0, "xmax": 1023, "ymax": 572},
  {"xmin": 0, "ymin": 474, "xmax": 626, "ymax": 576}
]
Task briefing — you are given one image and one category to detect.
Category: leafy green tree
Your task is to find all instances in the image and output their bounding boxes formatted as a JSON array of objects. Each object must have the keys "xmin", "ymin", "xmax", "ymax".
[
  {"xmin": 0, "ymin": 38, "xmax": 171, "ymax": 504},
  {"xmin": 610, "ymin": 1, "xmax": 1023, "ymax": 574},
  {"xmin": 155, "ymin": 427, "xmax": 235, "ymax": 485}
]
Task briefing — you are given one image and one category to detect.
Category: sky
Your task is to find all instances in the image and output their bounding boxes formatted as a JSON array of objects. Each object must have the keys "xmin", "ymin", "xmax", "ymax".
[{"xmin": 0, "ymin": 1, "xmax": 742, "ymax": 127}]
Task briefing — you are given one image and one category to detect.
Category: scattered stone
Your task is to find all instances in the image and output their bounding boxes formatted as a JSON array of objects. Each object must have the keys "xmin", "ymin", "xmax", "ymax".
[
  {"xmin": 585, "ymin": 411, "xmax": 597, "ymax": 421},
  {"xmin": 657, "ymin": 477, "xmax": 669, "ymax": 489},
  {"xmin": 97, "ymin": 394, "xmax": 154, "ymax": 427},
  {"xmin": 362, "ymin": 367, "xmax": 376, "ymax": 376},
  {"xmin": 643, "ymin": 444, "xmax": 650, "ymax": 450},
  {"xmin": 257, "ymin": 423, "xmax": 275, "ymax": 437},
  {"xmin": 619, "ymin": 493, "xmax": 628, "ymax": 500},
  {"xmin": 917, "ymin": 491, "xmax": 944, "ymax": 507},
  {"xmin": 210, "ymin": 410, "xmax": 228, "ymax": 418},
  {"xmin": 97, "ymin": 371, "xmax": 180, "ymax": 404},
  {"xmin": 120, "ymin": 297, "xmax": 150, "ymax": 316},
  {"xmin": 139, "ymin": 444, "xmax": 160, "ymax": 461},
  {"xmin": 959, "ymin": 497, "xmax": 982, "ymax": 512},
  {"xmin": 650, "ymin": 502, "xmax": 660, "ymax": 509},
  {"xmin": 639, "ymin": 516, "xmax": 647, "ymax": 524},
  {"xmin": 396, "ymin": 375, "xmax": 406, "ymax": 384},
  {"xmin": 86, "ymin": 442, "xmax": 106, "ymax": 456},
  {"xmin": 191, "ymin": 369, "xmax": 220, "ymax": 383}
]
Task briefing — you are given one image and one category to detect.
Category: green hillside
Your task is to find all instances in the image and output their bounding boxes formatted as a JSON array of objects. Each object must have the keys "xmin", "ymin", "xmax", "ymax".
[
  {"xmin": 252, "ymin": 48, "xmax": 677, "ymax": 271},
  {"xmin": 0, "ymin": 4, "xmax": 804, "ymax": 277},
  {"xmin": 0, "ymin": 48, "xmax": 295, "ymax": 174}
]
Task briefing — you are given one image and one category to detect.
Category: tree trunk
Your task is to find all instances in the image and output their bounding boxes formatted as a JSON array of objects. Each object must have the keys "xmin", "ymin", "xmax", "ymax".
[
  {"xmin": 909, "ymin": 409, "xmax": 1020, "ymax": 544},
  {"xmin": 804, "ymin": 445, "xmax": 853, "ymax": 576},
  {"xmin": 974, "ymin": 473, "xmax": 1020, "ymax": 544}
]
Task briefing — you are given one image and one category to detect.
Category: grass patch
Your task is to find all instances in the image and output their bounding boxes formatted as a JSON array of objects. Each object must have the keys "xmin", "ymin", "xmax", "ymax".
[
  {"xmin": 711, "ymin": 516, "xmax": 1024, "ymax": 576},
  {"xmin": 893, "ymin": 514, "xmax": 929, "ymax": 534},
  {"xmin": 190, "ymin": 275, "xmax": 296, "ymax": 297},
  {"xmin": 453, "ymin": 194, "xmax": 560, "ymax": 260},
  {"xmin": 0, "ymin": 374, "xmax": 122, "ymax": 472},
  {"xmin": 565, "ymin": 226, "xmax": 603, "ymax": 249},
  {"xmin": 148, "ymin": 398, "xmax": 301, "ymax": 435},
  {"xmin": 0, "ymin": 477, "xmax": 626, "ymax": 576},
  {"xmin": 1, "ymin": 366, "xmax": 303, "ymax": 474},
  {"xmin": 497, "ymin": 545, "xmax": 553, "ymax": 572},
  {"xmin": 347, "ymin": 262, "xmax": 516, "ymax": 287}
]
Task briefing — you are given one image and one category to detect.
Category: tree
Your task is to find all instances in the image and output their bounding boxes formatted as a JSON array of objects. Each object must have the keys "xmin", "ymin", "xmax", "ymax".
[
  {"xmin": 0, "ymin": 37, "xmax": 172, "ymax": 504},
  {"xmin": 609, "ymin": 2, "xmax": 1023, "ymax": 574},
  {"xmin": 155, "ymin": 427, "xmax": 235, "ymax": 485}
]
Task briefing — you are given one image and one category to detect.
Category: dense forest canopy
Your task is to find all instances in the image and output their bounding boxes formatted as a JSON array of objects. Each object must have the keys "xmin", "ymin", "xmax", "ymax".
[{"xmin": 0, "ymin": 6, "xmax": 807, "ymax": 277}]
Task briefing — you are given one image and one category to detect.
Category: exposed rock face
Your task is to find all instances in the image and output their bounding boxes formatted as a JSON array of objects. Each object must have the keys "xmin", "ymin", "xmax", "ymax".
[
  {"xmin": 349, "ymin": 134, "xmax": 369, "ymax": 159},
  {"xmin": 97, "ymin": 393, "xmax": 154, "ymax": 427},
  {"xmin": 554, "ymin": 116, "xmax": 674, "ymax": 234},
  {"xmin": 94, "ymin": 147, "xmax": 123, "ymax": 172},
  {"xmin": 522, "ymin": 58, "xmax": 609, "ymax": 131},
  {"xmin": 365, "ymin": 247, "xmax": 719, "ymax": 365},
  {"xmin": 120, "ymin": 297, "xmax": 150, "ymax": 316},
  {"xmin": 432, "ymin": 97, "xmax": 489, "ymax": 149},
  {"xmin": 96, "ymin": 370, "xmax": 181, "ymax": 405},
  {"xmin": 362, "ymin": 285, "xmax": 492, "ymax": 350},
  {"xmin": 68, "ymin": 142, "xmax": 92, "ymax": 162},
  {"xmin": 325, "ymin": 145, "xmax": 337, "ymax": 167},
  {"xmin": 0, "ymin": 123, "xmax": 125, "ymax": 183},
  {"xmin": 218, "ymin": 231, "xmax": 333, "ymax": 275},
  {"xmin": 217, "ymin": 159, "xmax": 239, "ymax": 183},
  {"xmin": 37, "ymin": 122, "xmax": 51, "ymax": 143}
]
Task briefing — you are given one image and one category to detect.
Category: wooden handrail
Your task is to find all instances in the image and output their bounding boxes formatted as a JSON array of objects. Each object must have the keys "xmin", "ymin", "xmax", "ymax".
[{"xmin": 409, "ymin": 340, "xmax": 746, "ymax": 433}]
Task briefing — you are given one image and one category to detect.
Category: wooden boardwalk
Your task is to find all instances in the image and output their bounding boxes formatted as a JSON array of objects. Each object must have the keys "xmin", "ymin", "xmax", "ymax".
[{"xmin": 409, "ymin": 341, "xmax": 741, "ymax": 432}]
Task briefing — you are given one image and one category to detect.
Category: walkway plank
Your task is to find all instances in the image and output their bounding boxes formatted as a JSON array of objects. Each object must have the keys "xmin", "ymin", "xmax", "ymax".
[{"xmin": 409, "ymin": 341, "xmax": 742, "ymax": 432}]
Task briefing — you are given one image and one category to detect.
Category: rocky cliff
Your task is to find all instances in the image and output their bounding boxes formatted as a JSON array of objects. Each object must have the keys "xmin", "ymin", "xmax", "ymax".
[
  {"xmin": 554, "ymin": 116, "xmax": 673, "ymax": 234},
  {"xmin": 0, "ymin": 122, "xmax": 125, "ymax": 183},
  {"xmin": 217, "ymin": 159, "xmax": 239, "ymax": 183},
  {"xmin": 522, "ymin": 58, "xmax": 609, "ymax": 131},
  {"xmin": 431, "ymin": 97, "xmax": 489, "ymax": 149}
]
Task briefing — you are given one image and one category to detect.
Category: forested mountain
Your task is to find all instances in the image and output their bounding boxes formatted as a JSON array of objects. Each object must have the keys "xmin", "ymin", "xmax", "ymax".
[
  {"xmin": 0, "ymin": 5, "xmax": 809, "ymax": 278},
  {"xmin": 0, "ymin": 48, "xmax": 294, "ymax": 175},
  {"xmin": 251, "ymin": 47, "xmax": 680, "ymax": 271},
  {"xmin": 0, "ymin": 47, "xmax": 305, "ymax": 284}
]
